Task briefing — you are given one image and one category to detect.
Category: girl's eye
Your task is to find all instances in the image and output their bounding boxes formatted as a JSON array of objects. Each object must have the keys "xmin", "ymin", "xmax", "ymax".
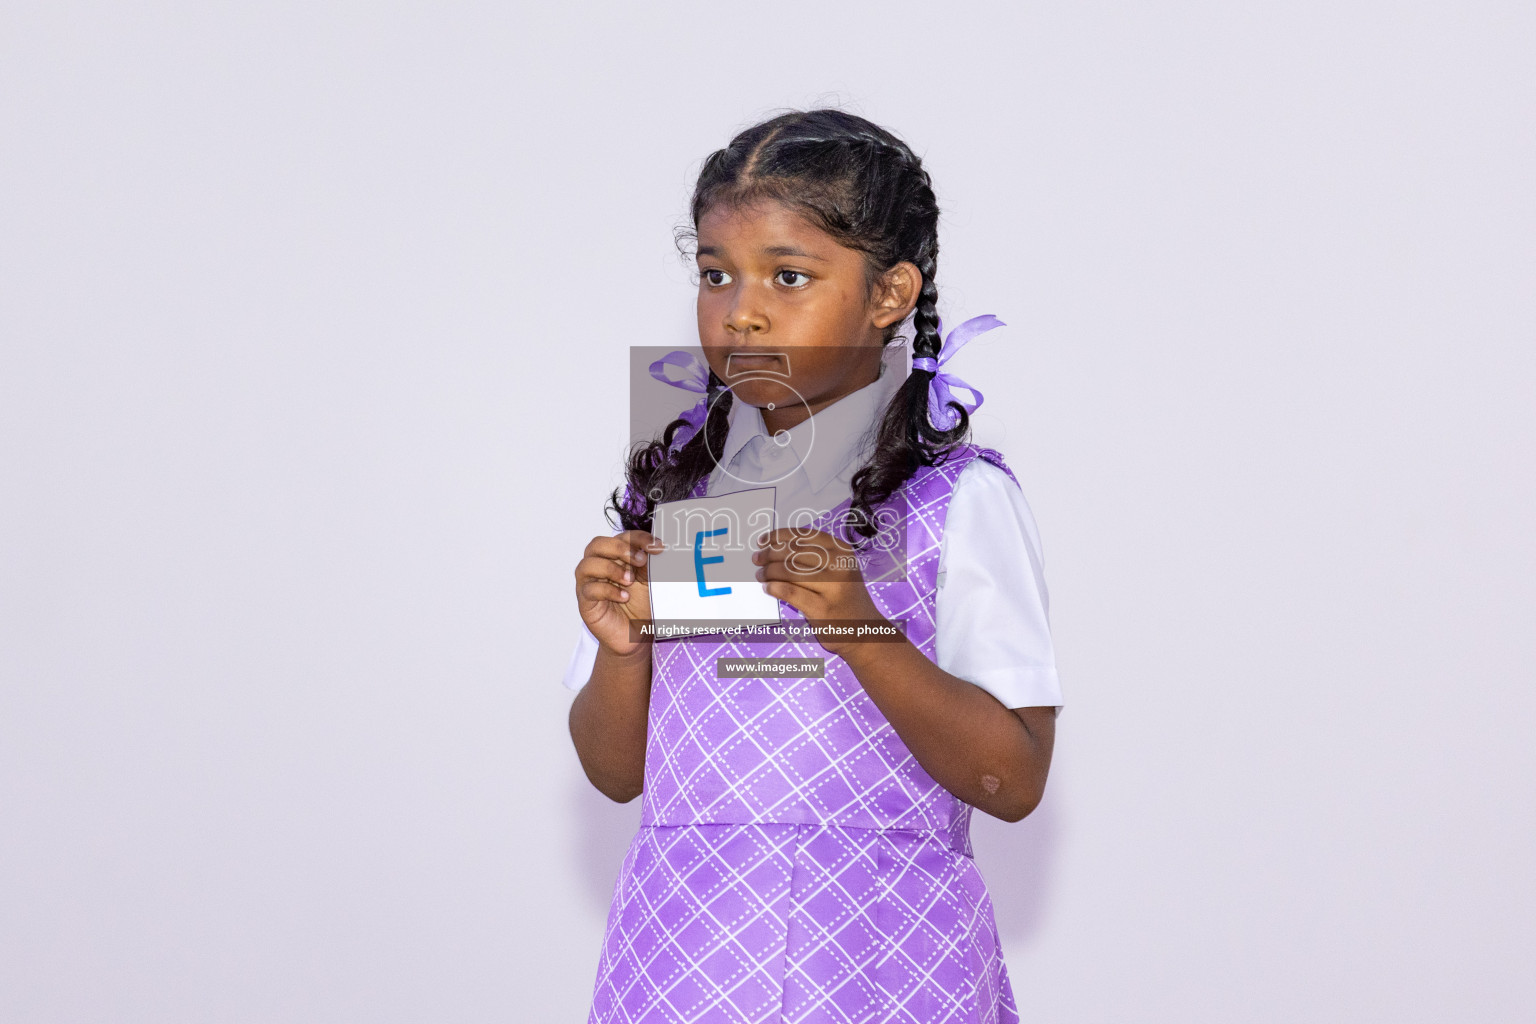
[
  {"xmin": 776, "ymin": 270, "xmax": 811, "ymax": 288},
  {"xmin": 702, "ymin": 268, "xmax": 732, "ymax": 287}
]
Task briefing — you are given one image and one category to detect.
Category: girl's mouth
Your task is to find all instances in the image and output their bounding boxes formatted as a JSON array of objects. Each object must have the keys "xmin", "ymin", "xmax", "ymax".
[{"xmin": 724, "ymin": 351, "xmax": 791, "ymax": 378}]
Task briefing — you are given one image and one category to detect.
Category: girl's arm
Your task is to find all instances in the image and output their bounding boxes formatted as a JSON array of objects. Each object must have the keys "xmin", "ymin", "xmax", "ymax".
[
  {"xmin": 568, "ymin": 645, "xmax": 653, "ymax": 803},
  {"xmin": 755, "ymin": 530, "xmax": 1055, "ymax": 822},
  {"xmin": 837, "ymin": 643, "xmax": 1055, "ymax": 822},
  {"xmin": 568, "ymin": 531, "xmax": 663, "ymax": 803}
]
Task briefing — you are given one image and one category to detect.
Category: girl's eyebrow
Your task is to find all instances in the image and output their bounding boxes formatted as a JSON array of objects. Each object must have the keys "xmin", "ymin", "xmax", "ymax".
[
  {"xmin": 761, "ymin": 244, "xmax": 828, "ymax": 262},
  {"xmin": 695, "ymin": 243, "xmax": 829, "ymax": 262}
]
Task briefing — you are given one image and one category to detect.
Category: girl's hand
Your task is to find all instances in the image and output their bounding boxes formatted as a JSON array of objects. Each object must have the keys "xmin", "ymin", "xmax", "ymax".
[
  {"xmin": 575, "ymin": 531, "xmax": 665, "ymax": 659},
  {"xmin": 753, "ymin": 528, "xmax": 885, "ymax": 658}
]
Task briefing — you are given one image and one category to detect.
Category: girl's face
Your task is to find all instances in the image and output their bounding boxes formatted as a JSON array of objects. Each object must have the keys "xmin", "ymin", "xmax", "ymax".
[{"xmin": 694, "ymin": 201, "xmax": 917, "ymax": 433}]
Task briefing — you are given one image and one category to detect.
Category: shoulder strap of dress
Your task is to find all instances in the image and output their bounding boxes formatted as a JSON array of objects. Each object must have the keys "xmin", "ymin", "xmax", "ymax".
[
  {"xmin": 905, "ymin": 442, "xmax": 1017, "ymax": 492},
  {"xmin": 873, "ymin": 443, "xmax": 1009, "ymax": 583},
  {"xmin": 970, "ymin": 444, "xmax": 1021, "ymax": 488}
]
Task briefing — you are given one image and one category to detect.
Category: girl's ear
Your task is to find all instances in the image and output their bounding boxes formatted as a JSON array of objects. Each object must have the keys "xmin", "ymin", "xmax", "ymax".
[{"xmin": 870, "ymin": 261, "xmax": 922, "ymax": 330}]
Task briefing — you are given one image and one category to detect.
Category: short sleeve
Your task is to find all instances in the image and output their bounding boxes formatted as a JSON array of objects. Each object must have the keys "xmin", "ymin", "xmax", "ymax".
[
  {"xmin": 563, "ymin": 621, "xmax": 601, "ymax": 692},
  {"xmin": 933, "ymin": 459, "xmax": 1064, "ymax": 713},
  {"xmin": 562, "ymin": 492, "xmax": 628, "ymax": 693}
]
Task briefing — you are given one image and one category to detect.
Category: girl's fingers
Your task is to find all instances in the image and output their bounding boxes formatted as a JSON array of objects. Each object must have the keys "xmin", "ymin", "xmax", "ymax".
[
  {"xmin": 756, "ymin": 559, "xmax": 804, "ymax": 585},
  {"xmin": 615, "ymin": 530, "xmax": 666, "ymax": 565},
  {"xmin": 584, "ymin": 532, "xmax": 665, "ymax": 566},
  {"xmin": 754, "ymin": 540, "xmax": 809, "ymax": 568},
  {"xmin": 754, "ymin": 530, "xmax": 845, "ymax": 559},
  {"xmin": 575, "ymin": 555, "xmax": 634, "ymax": 587},
  {"xmin": 757, "ymin": 547, "xmax": 846, "ymax": 583},
  {"xmin": 580, "ymin": 578, "xmax": 631, "ymax": 605},
  {"xmin": 577, "ymin": 555, "xmax": 623, "ymax": 580},
  {"xmin": 757, "ymin": 552, "xmax": 815, "ymax": 589},
  {"xmin": 761, "ymin": 578, "xmax": 812, "ymax": 612},
  {"xmin": 617, "ymin": 529, "xmax": 665, "ymax": 549},
  {"xmin": 581, "ymin": 546, "xmax": 640, "ymax": 575}
]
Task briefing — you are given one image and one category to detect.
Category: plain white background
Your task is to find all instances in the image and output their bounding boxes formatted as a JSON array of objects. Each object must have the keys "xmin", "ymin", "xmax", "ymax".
[{"xmin": 3, "ymin": 2, "xmax": 1533, "ymax": 1021}]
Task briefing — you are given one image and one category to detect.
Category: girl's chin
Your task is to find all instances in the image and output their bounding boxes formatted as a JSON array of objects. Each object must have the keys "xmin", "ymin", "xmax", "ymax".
[{"xmin": 725, "ymin": 380, "xmax": 806, "ymax": 411}]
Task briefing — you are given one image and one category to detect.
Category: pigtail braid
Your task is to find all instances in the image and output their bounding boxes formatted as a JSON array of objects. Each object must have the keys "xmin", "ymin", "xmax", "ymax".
[
  {"xmin": 846, "ymin": 255, "xmax": 968, "ymax": 542},
  {"xmin": 910, "ymin": 254, "xmax": 942, "ymax": 361},
  {"xmin": 607, "ymin": 370, "xmax": 735, "ymax": 533}
]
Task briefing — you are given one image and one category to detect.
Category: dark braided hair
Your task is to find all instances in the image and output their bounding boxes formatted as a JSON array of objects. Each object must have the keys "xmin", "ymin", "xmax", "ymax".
[{"xmin": 608, "ymin": 109, "xmax": 970, "ymax": 540}]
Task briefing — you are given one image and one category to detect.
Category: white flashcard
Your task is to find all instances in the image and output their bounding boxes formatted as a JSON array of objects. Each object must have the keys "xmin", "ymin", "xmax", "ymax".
[{"xmin": 647, "ymin": 487, "xmax": 780, "ymax": 635}]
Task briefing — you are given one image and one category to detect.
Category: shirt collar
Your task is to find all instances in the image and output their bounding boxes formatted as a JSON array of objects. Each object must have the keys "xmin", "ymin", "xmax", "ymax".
[{"xmin": 715, "ymin": 342, "xmax": 908, "ymax": 493}]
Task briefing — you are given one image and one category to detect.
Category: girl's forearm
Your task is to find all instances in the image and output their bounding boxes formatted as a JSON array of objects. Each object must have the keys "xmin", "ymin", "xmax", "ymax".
[
  {"xmin": 839, "ymin": 640, "xmax": 1053, "ymax": 822},
  {"xmin": 568, "ymin": 645, "xmax": 653, "ymax": 803}
]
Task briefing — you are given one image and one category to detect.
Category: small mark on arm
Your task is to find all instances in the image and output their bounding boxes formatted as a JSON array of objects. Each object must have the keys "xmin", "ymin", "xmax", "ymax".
[{"xmin": 980, "ymin": 774, "xmax": 1001, "ymax": 795}]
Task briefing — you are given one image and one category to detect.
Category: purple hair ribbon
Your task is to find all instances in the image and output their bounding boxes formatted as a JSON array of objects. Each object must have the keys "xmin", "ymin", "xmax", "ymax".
[
  {"xmin": 910, "ymin": 315, "xmax": 1003, "ymax": 430},
  {"xmin": 648, "ymin": 350, "xmax": 711, "ymax": 449}
]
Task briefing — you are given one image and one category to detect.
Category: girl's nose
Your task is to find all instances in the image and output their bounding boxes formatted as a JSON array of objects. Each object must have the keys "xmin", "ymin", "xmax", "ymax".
[{"xmin": 724, "ymin": 293, "xmax": 768, "ymax": 334}]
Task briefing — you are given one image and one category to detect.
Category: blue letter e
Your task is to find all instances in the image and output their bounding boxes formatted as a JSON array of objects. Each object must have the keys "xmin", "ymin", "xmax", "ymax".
[{"xmin": 694, "ymin": 527, "xmax": 732, "ymax": 598}]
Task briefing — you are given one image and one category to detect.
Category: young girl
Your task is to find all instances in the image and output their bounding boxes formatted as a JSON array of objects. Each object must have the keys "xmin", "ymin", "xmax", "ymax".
[{"xmin": 565, "ymin": 109, "xmax": 1062, "ymax": 1024}]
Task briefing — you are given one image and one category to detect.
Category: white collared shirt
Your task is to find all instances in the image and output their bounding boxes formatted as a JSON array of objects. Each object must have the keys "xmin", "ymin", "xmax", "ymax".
[{"xmin": 562, "ymin": 343, "xmax": 1063, "ymax": 712}]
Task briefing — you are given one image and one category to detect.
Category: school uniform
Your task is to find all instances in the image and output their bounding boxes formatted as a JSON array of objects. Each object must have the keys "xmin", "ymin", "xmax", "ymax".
[{"xmin": 565, "ymin": 342, "xmax": 1063, "ymax": 1023}]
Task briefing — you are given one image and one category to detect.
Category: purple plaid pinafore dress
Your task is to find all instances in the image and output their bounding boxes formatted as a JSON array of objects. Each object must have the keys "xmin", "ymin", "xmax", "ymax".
[{"xmin": 588, "ymin": 444, "xmax": 1022, "ymax": 1024}]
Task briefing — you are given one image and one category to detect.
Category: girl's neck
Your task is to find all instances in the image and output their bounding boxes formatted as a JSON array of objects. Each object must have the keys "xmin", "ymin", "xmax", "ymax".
[{"xmin": 760, "ymin": 359, "xmax": 883, "ymax": 434}]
